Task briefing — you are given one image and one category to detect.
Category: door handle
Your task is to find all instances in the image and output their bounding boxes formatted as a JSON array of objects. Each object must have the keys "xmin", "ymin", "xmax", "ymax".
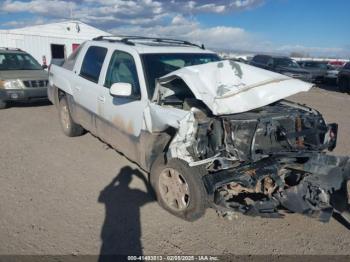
[
  {"xmin": 74, "ymin": 86, "xmax": 81, "ymax": 91},
  {"xmin": 98, "ymin": 95, "xmax": 105, "ymax": 102}
]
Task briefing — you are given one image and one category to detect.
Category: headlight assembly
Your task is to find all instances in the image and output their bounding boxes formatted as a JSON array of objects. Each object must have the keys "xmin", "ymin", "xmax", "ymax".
[{"xmin": 0, "ymin": 79, "xmax": 25, "ymax": 89}]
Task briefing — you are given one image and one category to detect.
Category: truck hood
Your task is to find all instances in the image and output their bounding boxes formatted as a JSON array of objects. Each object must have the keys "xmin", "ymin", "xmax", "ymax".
[
  {"xmin": 157, "ymin": 60, "xmax": 313, "ymax": 115},
  {"xmin": 0, "ymin": 70, "xmax": 48, "ymax": 80}
]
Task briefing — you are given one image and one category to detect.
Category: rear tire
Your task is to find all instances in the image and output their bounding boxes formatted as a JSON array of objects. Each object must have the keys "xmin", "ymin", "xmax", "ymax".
[
  {"xmin": 150, "ymin": 157, "xmax": 208, "ymax": 221},
  {"xmin": 58, "ymin": 96, "xmax": 85, "ymax": 137},
  {"xmin": 0, "ymin": 100, "xmax": 7, "ymax": 109}
]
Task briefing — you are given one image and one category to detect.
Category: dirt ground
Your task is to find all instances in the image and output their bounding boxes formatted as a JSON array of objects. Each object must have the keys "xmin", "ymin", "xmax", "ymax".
[{"xmin": 0, "ymin": 85, "xmax": 350, "ymax": 256}]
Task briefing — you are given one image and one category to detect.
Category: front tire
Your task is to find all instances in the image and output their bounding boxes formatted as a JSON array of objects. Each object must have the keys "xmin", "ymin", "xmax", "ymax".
[
  {"xmin": 0, "ymin": 100, "xmax": 7, "ymax": 109},
  {"xmin": 150, "ymin": 158, "xmax": 208, "ymax": 221},
  {"xmin": 58, "ymin": 96, "xmax": 85, "ymax": 137}
]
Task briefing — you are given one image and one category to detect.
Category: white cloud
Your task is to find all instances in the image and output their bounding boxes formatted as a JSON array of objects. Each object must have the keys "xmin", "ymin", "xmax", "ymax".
[
  {"xmin": 2, "ymin": 17, "xmax": 47, "ymax": 28},
  {"xmin": 186, "ymin": 26, "xmax": 253, "ymax": 50},
  {"xmin": 111, "ymin": 16, "xmax": 255, "ymax": 51},
  {"xmin": 0, "ymin": 0, "xmax": 348, "ymax": 57},
  {"xmin": 171, "ymin": 0, "xmax": 264, "ymax": 14},
  {"xmin": 0, "ymin": 0, "xmax": 263, "ymax": 25},
  {"xmin": 278, "ymin": 44, "xmax": 344, "ymax": 54},
  {"xmin": 0, "ymin": 0, "xmax": 261, "ymax": 50},
  {"xmin": 276, "ymin": 45, "xmax": 350, "ymax": 58},
  {"xmin": 1, "ymin": 0, "xmax": 76, "ymax": 18},
  {"xmin": 171, "ymin": 15, "xmax": 189, "ymax": 25}
]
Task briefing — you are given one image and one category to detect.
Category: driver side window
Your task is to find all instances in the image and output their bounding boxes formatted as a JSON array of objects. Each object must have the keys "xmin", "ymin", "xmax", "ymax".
[
  {"xmin": 267, "ymin": 58, "xmax": 274, "ymax": 67},
  {"xmin": 105, "ymin": 50, "xmax": 141, "ymax": 98}
]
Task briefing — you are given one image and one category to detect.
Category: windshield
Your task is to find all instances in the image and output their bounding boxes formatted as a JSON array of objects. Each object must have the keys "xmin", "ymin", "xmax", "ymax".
[
  {"xmin": 0, "ymin": 52, "xmax": 42, "ymax": 70},
  {"xmin": 305, "ymin": 62, "xmax": 328, "ymax": 69},
  {"xmin": 274, "ymin": 58, "xmax": 300, "ymax": 69},
  {"xmin": 141, "ymin": 53, "xmax": 220, "ymax": 98},
  {"xmin": 316, "ymin": 63, "xmax": 328, "ymax": 69}
]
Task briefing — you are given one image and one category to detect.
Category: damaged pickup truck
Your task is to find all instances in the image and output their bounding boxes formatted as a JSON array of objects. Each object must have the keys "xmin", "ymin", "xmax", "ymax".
[{"xmin": 48, "ymin": 36, "xmax": 350, "ymax": 225}]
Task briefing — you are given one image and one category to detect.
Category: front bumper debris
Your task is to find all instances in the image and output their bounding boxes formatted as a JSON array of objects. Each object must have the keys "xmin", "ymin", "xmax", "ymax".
[
  {"xmin": 0, "ymin": 88, "xmax": 47, "ymax": 101},
  {"xmin": 203, "ymin": 153, "xmax": 350, "ymax": 223}
]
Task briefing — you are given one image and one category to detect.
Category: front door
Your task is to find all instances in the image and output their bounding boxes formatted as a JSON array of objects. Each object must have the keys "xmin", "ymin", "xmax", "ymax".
[{"xmin": 96, "ymin": 50, "xmax": 147, "ymax": 162}]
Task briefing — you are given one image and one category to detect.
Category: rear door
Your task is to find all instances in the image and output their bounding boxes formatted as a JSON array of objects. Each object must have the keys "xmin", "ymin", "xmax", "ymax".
[{"xmin": 72, "ymin": 45, "xmax": 108, "ymax": 132}]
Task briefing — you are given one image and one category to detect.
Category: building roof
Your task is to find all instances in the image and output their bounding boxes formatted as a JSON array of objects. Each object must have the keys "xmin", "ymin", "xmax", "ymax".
[{"xmin": 0, "ymin": 20, "xmax": 109, "ymax": 40}]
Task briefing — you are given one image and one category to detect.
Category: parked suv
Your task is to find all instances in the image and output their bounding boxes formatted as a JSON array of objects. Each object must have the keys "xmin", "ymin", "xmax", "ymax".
[
  {"xmin": 0, "ymin": 48, "xmax": 48, "ymax": 109},
  {"xmin": 338, "ymin": 62, "xmax": 350, "ymax": 93},
  {"xmin": 297, "ymin": 60, "xmax": 330, "ymax": 83},
  {"xmin": 48, "ymin": 36, "xmax": 349, "ymax": 224},
  {"xmin": 250, "ymin": 55, "xmax": 312, "ymax": 82}
]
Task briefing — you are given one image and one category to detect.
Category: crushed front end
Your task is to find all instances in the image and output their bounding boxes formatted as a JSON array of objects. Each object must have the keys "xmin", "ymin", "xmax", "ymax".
[
  {"xmin": 153, "ymin": 60, "xmax": 350, "ymax": 224},
  {"xmin": 187, "ymin": 100, "xmax": 349, "ymax": 223}
]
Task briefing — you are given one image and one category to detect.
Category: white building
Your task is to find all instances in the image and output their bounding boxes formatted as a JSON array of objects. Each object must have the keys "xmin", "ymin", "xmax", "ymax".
[{"xmin": 0, "ymin": 20, "xmax": 109, "ymax": 65}]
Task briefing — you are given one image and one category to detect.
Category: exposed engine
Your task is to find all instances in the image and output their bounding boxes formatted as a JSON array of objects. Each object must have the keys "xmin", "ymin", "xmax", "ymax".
[{"xmin": 186, "ymin": 100, "xmax": 349, "ymax": 222}]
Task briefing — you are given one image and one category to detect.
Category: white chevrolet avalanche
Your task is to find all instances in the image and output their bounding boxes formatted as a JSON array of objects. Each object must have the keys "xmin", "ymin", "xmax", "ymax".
[{"xmin": 48, "ymin": 36, "xmax": 350, "ymax": 225}]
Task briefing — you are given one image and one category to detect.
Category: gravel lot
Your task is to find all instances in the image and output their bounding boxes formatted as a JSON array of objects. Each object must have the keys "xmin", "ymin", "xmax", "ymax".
[{"xmin": 0, "ymin": 86, "xmax": 350, "ymax": 257}]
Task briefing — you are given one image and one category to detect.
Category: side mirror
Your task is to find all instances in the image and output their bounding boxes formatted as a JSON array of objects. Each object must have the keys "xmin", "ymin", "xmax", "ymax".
[
  {"xmin": 42, "ymin": 64, "xmax": 48, "ymax": 69},
  {"xmin": 109, "ymin": 82, "xmax": 132, "ymax": 97}
]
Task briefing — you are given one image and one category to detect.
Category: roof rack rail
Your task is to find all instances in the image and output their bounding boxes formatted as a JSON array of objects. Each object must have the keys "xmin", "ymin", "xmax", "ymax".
[
  {"xmin": 92, "ymin": 35, "xmax": 205, "ymax": 49},
  {"xmin": 0, "ymin": 47, "xmax": 22, "ymax": 51}
]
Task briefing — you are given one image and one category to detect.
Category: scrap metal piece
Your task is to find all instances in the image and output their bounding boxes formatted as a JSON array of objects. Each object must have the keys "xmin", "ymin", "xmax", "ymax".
[
  {"xmin": 167, "ymin": 109, "xmax": 198, "ymax": 163},
  {"xmin": 143, "ymin": 103, "xmax": 188, "ymax": 132},
  {"xmin": 205, "ymin": 154, "xmax": 350, "ymax": 222},
  {"xmin": 275, "ymin": 180, "xmax": 334, "ymax": 222}
]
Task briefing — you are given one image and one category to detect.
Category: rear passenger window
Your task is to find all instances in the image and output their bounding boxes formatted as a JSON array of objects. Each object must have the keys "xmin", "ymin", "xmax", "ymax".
[
  {"xmin": 253, "ymin": 55, "xmax": 269, "ymax": 64},
  {"xmin": 305, "ymin": 62, "xmax": 313, "ymax": 67},
  {"xmin": 80, "ymin": 46, "xmax": 107, "ymax": 83},
  {"xmin": 62, "ymin": 42, "xmax": 85, "ymax": 71},
  {"xmin": 104, "ymin": 50, "xmax": 140, "ymax": 97}
]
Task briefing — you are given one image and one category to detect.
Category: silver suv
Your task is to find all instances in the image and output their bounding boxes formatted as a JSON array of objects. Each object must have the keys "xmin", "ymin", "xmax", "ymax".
[
  {"xmin": 49, "ymin": 36, "xmax": 350, "ymax": 225},
  {"xmin": 0, "ymin": 48, "xmax": 48, "ymax": 109}
]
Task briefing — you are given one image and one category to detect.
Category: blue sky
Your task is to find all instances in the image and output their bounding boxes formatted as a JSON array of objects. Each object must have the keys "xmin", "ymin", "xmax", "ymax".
[
  {"xmin": 0, "ymin": 0, "xmax": 349, "ymax": 57},
  {"xmin": 198, "ymin": 0, "xmax": 350, "ymax": 48}
]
